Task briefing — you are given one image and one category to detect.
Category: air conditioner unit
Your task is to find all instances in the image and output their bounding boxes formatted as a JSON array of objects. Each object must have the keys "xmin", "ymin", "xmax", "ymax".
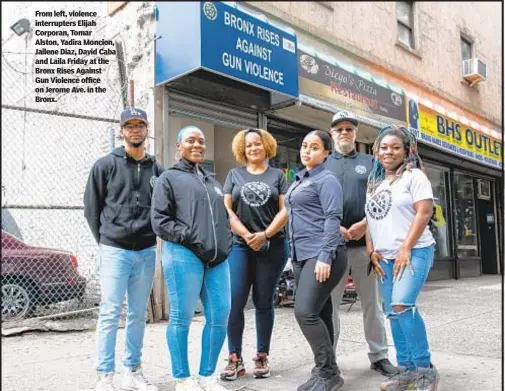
[{"xmin": 462, "ymin": 58, "xmax": 487, "ymax": 87}]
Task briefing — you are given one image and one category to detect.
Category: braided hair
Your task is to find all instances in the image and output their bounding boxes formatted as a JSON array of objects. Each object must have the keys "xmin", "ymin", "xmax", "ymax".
[{"xmin": 367, "ymin": 125, "xmax": 424, "ymax": 194}]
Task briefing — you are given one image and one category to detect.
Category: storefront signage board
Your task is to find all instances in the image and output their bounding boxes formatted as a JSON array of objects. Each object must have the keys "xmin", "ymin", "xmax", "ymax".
[
  {"xmin": 297, "ymin": 49, "xmax": 407, "ymax": 125},
  {"xmin": 156, "ymin": 2, "xmax": 299, "ymax": 99},
  {"xmin": 410, "ymin": 104, "xmax": 502, "ymax": 169}
]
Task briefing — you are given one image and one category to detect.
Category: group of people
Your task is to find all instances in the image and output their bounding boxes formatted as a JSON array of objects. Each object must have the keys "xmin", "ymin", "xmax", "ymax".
[{"xmin": 84, "ymin": 107, "xmax": 440, "ymax": 391}]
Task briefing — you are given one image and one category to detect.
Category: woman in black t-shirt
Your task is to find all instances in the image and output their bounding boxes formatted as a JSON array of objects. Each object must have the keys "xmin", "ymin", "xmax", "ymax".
[{"xmin": 221, "ymin": 128, "xmax": 289, "ymax": 381}]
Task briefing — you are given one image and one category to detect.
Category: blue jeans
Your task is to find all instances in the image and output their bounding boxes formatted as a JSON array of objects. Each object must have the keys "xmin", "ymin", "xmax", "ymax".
[
  {"xmin": 95, "ymin": 244, "xmax": 156, "ymax": 374},
  {"xmin": 378, "ymin": 244, "xmax": 435, "ymax": 370},
  {"xmin": 162, "ymin": 241, "xmax": 231, "ymax": 379},
  {"xmin": 227, "ymin": 240, "xmax": 288, "ymax": 356}
]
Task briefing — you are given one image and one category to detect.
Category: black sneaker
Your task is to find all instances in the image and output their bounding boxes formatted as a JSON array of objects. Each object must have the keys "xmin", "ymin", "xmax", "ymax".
[
  {"xmin": 306, "ymin": 374, "xmax": 344, "ymax": 391},
  {"xmin": 297, "ymin": 366, "xmax": 319, "ymax": 391},
  {"xmin": 371, "ymin": 359, "xmax": 399, "ymax": 376}
]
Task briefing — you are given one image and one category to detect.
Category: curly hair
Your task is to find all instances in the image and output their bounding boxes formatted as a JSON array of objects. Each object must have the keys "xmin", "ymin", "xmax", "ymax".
[
  {"xmin": 231, "ymin": 128, "xmax": 278, "ymax": 166},
  {"xmin": 367, "ymin": 125, "xmax": 425, "ymax": 194}
]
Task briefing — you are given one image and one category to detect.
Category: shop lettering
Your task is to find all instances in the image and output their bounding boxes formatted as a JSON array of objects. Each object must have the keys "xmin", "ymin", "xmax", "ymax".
[
  {"xmin": 222, "ymin": 53, "xmax": 242, "ymax": 71},
  {"xmin": 436, "ymin": 116, "xmax": 462, "ymax": 142},
  {"xmin": 224, "ymin": 11, "xmax": 255, "ymax": 35},
  {"xmin": 324, "ymin": 65, "xmax": 348, "ymax": 85},
  {"xmin": 244, "ymin": 60, "xmax": 284, "ymax": 85},
  {"xmin": 464, "ymin": 127, "xmax": 501, "ymax": 157},
  {"xmin": 224, "ymin": 11, "xmax": 280, "ymax": 47},
  {"xmin": 236, "ymin": 38, "xmax": 273, "ymax": 61},
  {"xmin": 330, "ymin": 82, "xmax": 377, "ymax": 107},
  {"xmin": 433, "ymin": 114, "xmax": 502, "ymax": 159},
  {"xmin": 221, "ymin": 53, "xmax": 284, "ymax": 85},
  {"xmin": 349, "ymin": 76, "xmax": 377, "ymax": 96},
  {"xmin": 256, "ymin": 26, "xmax": 280, "ymax": 47},
  {"xmin": 323, "ymin": 66, "xmax": 377, "ymax": 96}
]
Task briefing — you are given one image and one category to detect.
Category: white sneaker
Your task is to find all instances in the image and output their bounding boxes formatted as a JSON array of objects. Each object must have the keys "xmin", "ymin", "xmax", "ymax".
[
  {"xmin": 122, "ymin": 366, "xmax": 158, "ymax": 391},
  {"xmin": 198, "ymin": 376, "xmax": 228, "ymax": 391},
  {"xmin": 175, "ymin": 377, "xmax": 204, "ymax": 391},
  {"xmin": 95, "ymin": 373, "xmax": 116, "ymax": 391}
]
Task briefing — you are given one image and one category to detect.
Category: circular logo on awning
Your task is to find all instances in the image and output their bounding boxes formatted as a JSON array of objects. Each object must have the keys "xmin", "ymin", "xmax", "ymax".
[
  {"xmin": 203, "ymin": 2, "xmax": 218, "ymax": 21},
  {"xmin": 391, "ymin": 92, "xmax": 403, "ymax": 106},
  {"xmin": 300, "ymin": 54, "xmax": 319, "ymax": 74}
]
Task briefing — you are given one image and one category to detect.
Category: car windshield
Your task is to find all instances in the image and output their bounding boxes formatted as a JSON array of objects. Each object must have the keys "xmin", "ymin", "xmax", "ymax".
[{"xmin": 1, "ymin": 209, "xmax": 23, "ymax": 241}]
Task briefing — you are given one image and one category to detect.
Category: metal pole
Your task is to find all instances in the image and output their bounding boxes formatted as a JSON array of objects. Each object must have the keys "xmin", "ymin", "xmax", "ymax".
[
  {"xmin": 258, "ymin": 112, "xmax": 267, "ymax": 130},
  {"xmin": 163, "ymin": 88, "xmax": 169, "ymax": 166},
  {"xmin": 130, "ymin": 80, "xmax": 134, "ymax": 107}
]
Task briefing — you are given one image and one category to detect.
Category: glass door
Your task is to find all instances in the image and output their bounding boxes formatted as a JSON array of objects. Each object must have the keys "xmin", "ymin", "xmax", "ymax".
[
  {"xmin": 424, "ymin": 163, "xmax": 451, "ymax": 259},
  {"xmin": 453, "ymin": 172, "xmax": 480, "ymax": 258}
]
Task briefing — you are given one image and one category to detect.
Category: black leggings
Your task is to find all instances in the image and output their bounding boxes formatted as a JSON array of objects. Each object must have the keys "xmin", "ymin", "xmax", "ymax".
[{"xmin": 293, "ymin": 246, "xmax": 348, "ymax": 379}]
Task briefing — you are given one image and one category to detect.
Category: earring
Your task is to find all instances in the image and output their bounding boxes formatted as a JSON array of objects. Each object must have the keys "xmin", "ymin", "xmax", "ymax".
[{"xmin": 174, "ymin": 151, "xmax": 181, "ymax": 161}]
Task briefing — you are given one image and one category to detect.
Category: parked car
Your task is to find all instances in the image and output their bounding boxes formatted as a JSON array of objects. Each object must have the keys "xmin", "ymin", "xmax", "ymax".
[{"xmin": 1, "ymin": 230, "xmax": 87, "ymax": 322}]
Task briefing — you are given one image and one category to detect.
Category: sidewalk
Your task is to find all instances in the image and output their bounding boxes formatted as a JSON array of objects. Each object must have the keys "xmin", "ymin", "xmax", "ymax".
[{"xmin": 2, "ymin": 276, "xmax": 502, "ymax": 391}]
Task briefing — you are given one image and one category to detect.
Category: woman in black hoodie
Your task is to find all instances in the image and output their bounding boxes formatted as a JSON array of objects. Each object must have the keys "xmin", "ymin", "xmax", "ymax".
[{"xmin": 151, "ymin": 126, "xmax": 232, "ymax": 391}]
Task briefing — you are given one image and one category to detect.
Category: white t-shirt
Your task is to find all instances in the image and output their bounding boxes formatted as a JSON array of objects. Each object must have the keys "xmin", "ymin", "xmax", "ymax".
[{"xmin": 365, "ymin": 168, "xmax": 435, "ymax": 259}]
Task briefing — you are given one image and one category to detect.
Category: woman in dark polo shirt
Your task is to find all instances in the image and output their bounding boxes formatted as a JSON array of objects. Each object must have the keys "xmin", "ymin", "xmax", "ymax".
[{"xmin": 285, "ymin": 130, "xmax": 348, "ymax": 391}]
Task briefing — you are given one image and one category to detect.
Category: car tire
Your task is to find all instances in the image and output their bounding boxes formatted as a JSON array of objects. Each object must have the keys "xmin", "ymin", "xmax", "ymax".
[{"xmin": 1, "ymin": 279, "xmax": 37, "ymax": 322}]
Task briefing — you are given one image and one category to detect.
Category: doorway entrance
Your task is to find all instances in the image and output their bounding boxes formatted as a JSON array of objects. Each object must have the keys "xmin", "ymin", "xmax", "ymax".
[{"xmin": 476, "ymin": 179, "xmax": 499, "ymax": 275}]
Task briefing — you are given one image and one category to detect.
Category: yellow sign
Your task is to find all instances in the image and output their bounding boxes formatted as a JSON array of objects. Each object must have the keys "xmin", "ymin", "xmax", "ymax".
[{"xmin": 416, "ymin": 106, "xmax": 502, "ymax": 169}]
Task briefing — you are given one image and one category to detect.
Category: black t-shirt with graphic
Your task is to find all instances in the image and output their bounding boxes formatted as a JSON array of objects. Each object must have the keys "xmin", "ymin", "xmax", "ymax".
[{"xmin": 223, "ymin": 166, "xmax": 289, "ymax": 246}]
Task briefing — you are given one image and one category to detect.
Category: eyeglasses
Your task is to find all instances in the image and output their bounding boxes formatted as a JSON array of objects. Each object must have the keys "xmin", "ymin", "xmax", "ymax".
[
  {"xmin": 332, "ymin": 127, "xmax": 355, "ymax": 134},
  {"xmin": 123, "ymin": 123, "xmax": 147, "ymax": 131}
]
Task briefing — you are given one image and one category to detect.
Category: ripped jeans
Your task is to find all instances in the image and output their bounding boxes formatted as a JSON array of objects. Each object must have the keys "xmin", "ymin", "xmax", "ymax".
[{"xmin": 377, "ymin": 244, "xmax": 435, "ymax": 370}]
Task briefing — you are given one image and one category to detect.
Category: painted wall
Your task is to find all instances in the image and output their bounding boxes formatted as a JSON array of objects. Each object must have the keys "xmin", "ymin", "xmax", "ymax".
[{"xmin": 245, "ymin": 1, "xmax": 502, "ymax": 128}]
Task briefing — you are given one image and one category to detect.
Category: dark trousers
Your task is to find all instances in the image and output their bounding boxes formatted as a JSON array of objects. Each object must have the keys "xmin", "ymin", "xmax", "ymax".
[
  {"xmin": 227, "ymin": 240, "xmax": 289, "ymax": 356},
  {"xmin": 293, "ymin": 246, "xmax": 348, "ymax": 379}
]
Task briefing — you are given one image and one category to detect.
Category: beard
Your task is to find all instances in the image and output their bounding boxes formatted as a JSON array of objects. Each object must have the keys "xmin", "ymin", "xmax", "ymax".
[
  {"xmin": 125, "ymin": 135, "xmax": 146, "ymax": 148},
  {"xmin": 337, "ymin": 140, "xmax": 355, "ymax": 154}
]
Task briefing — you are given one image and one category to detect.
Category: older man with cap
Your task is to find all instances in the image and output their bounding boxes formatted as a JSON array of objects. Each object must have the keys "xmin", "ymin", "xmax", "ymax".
[
  {"xmin": 325, "ymin": 111, "xmax": 398, "ymax": 377},
  {"xmin": 84, "ymin": 107, "xmax": 165, "ymax": 391}
]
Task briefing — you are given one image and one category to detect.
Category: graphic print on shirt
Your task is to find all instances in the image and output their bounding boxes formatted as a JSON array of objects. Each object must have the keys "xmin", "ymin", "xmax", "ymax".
[
  {"xmin": 366, "ymin": 189, "xmax": 392, "ymax": 220},
  {"xmin": 241, "ymin": 181, "xmax": 271, "ymax": 207},
  {"xmin": 355, "ymin": 165, "xmax": 367, "ymax": 175}
]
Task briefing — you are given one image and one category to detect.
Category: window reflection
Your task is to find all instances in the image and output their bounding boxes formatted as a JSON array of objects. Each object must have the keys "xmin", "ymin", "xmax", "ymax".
[
  {"xmin": 424, "ymin": 164, "xmax": 450, "ymax": 258},
  {"xmin": 454, "ymin": 173, "xmax": 479, "ymax": 257},
  {"xmin": 269, "ymin": 132, "xmax": 303, "ymax": 185}
]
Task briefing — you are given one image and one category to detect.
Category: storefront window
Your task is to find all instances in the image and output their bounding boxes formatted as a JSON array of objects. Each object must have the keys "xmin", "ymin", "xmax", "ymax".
[
  {"xmin": 268, "ymin": 130, "xmax": 304, "ymax": 185},
  {"xmin": 453, "ymin": 172, "xmax": 479, "ymax": 257},
  {"xmin": 271, "ymin": 144, "xmax": 301, "ymax": 185},
  {"xmin": 424, "ymin": 164, "xmax": 451, "ymax": 258}
]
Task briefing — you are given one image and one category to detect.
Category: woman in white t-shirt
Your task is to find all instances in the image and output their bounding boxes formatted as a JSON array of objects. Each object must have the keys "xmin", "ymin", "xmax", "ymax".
[{"xmin": 364, "ymin": 125, "xmax": 439, "ymax": 391}]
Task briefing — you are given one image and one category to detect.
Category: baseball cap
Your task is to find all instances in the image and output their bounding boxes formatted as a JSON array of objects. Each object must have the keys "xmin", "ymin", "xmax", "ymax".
[
  {"xmin": 120, "ymin": 107, "xmax": 148, "ymax": 126},
  {"xmin": 331, "ymin": 111, "xmax": 358, "ymax": 127}
]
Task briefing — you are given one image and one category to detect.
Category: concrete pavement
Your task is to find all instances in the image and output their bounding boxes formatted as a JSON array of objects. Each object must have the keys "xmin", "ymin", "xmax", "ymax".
[{"xmin": 2, "ymin": 276, "xmax": 502, "ymax": 391}]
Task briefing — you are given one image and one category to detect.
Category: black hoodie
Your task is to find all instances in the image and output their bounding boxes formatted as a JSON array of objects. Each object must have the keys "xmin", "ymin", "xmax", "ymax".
[
  {"xmin": 84, "ymin": 146, "xmax": 165, "ymax": 250},
  {"xmin": 151, "ymin": 159, "xmax": 232, "ymax": 267}
]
